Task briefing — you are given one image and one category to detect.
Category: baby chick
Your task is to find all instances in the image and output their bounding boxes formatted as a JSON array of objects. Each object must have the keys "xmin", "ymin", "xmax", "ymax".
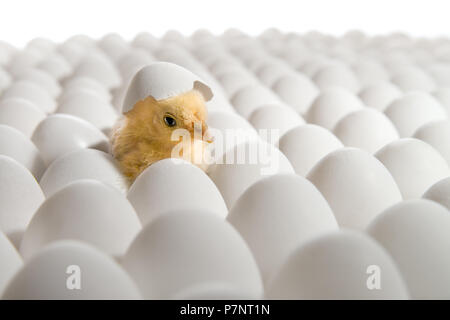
[{"xmin": 111, "ymin": 62, "xmax": 213, "ymax": 183}]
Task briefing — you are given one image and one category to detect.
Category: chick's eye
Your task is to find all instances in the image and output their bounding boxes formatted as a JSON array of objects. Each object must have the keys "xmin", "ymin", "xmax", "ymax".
[{"xmin": 164, "ymin": 115, "xmax": 176, "ymax": 127}]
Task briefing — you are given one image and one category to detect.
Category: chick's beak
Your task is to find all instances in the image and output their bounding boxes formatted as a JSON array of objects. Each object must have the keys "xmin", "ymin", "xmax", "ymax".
[{"xmin": 193, "ymin": 121, "xmax": 213, "ymax": 143}]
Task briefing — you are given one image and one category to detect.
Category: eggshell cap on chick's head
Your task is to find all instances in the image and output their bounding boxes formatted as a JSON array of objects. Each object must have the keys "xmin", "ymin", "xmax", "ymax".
[{"xmin": 122, "ymin": 62, "xmax": 213, "ymax": 114}]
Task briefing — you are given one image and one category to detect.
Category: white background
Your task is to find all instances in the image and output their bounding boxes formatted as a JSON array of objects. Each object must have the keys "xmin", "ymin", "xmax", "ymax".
[{"xmin": 0, "ymin": 0, "xmax": 449, "ymax": 47}]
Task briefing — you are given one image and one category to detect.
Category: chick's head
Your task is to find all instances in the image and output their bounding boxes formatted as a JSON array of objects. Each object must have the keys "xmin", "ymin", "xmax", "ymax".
[{"xmin": 111, "ymin": 89, "xmax": 212, "ymax": 183}]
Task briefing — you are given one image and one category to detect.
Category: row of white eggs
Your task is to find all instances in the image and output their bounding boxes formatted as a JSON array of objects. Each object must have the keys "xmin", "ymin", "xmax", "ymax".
[{"xmin": 0, "ymin": 30, "xmax": 449, "ymax": 299}]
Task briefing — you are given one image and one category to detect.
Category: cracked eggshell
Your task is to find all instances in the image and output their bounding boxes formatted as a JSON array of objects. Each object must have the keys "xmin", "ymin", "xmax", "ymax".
[
  {"xmin": 375, "ymin": 138, "xmax": 450, "ymax": 199},
  {"xmin": 20, "ymin": 180, "xmax": 141, "ymax": 260},
  {"xmin": 39, "ymin": 149, "xmax": 128, "ymax": 197},
  {"xmin": 307, "ymin": 148, "xmax": 402, "ymax": 230},
  {"xmin": 122, "ymin": 211, "xmax": 263, "ymax": 299},
  {"xmin": 271, "ymin": 74, "xmax": 319, "ymax": 114},
  {"xmin": 278, "ymin": 124, "xmax": 343, "ymax": 176},
  {"xmin": 56, "ymin": 90, "xmax": 118, "ymax": 131},
  {"xmin": 306, "ymin": 87, "xmax": 364, "ymax": 130},
  {"xmin": 423, "ymin": 177, "xmax": 450, "ymax": 210},
  {"xmin": 333, "ymin": 108, "xmax": 399, "ymax": 154},
  {"xmin": 367, "ymin": 199, "xmax": 450, "ymax": 299},
  {"xmin": 127, "ymin": 158, "xmax": 227, "ymax": 226},
  {"xmin": 385, "ymin": 92, "xmax": 448, "ymax": 137},
  {"xmin": 413, "ymin": 120, "xmax": 450, "ymax": 165},
  {"xmin": 248, "ymin": 104, "xmax": 305, "ymax": 143},
  {"xmin": 0, "ymin": 98, "xmax": 46, "ymax": 137},
  {"xmin": 122, "ymin": 62, "xmax": 213, "ymax": 114},
  {"xmin": 1, "ymin": 80, "xmax": 56, "ymax": 114},
  {"xmin": 228, "ymin": 174, "xmax": 338, "ymax": 283},
  {"xmin": 0, "ymin": 231, "xmax": 22, "ymax": 296},
  {"xmin": 0, "ymin": 155, "xmax": 44, "ymax": 243},
  {"xmin": 3, "ymin": 240, "xmax": 141, "ymax": 299},
  {"xmin": 359, "ymin": 82, "xmax": 403, "ymax": 111},
  {"xmin": 208, "ymin": 140, "xmax": 294, "ymax": 209},
  {"xmin": 31, "ymin": 114, "xmax": 110, "ymax": 166},
  {"xmin": 0, "ymin": 125, "xmax": 45, "ymax": 180},
  {"xmin": 266, "ymin": 230, "xmax": 408, "ymax": 299}
]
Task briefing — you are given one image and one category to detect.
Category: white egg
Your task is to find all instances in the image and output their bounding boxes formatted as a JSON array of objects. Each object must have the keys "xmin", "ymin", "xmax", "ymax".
[
  {"xmin": 375, "ymin": 138, "xmax": 450, "ymax": 199},
  {"xmin": 63, "ymin": 76, "xmax": 111, "ymax": 101},
  {"xmin": 116, "ymin": 49, "xmax": 153, "ymax": 80},
  {"xmin": 307, "ymin": 148, "xmax": 402, "ymax": 229},
  {"xmin": 248, "ymin": 104, "xmax": 305, "ymax": 143},
  {"xmin": 423, "ymin": 177, "xmax": 450, "ymax": 210},
  {"xmin": 228, "ymin": 174, "xmax": 338, "ymax": 283},
  {"xmin": 98, "ymin": 34, "xmax": 129, "ymax": 62},
  {"xmin": 0, "ymin": 98, "xmax": 46, "ymax": 137},
  {"xmin": 358, "ymin": 82, "xmax": 403, "ymax": 111},
  {"xmin": 7, "ymin": 50, "xmax": 42, "ymax": 77},
  {"xmin": 0, "ymin": 125, "xmax": 45, "ymax": 179},
  {"xmin": 37, "ymin": 52, "xmax": 72, "ymax": 80},
  {"xmin": 56, "ymin": 89, "xmax": 118, "ymax": 131},
  {"xmin": 2, "ymin": 240, "xmax": 141, "ymax": 299},
  {"xmin": 312, "ymin": 64, "xmax": 360, "ymax": 93},
  {"xmin": 32, "ymin": 114, "xmax": 110, "ymax": 165},
  {"xmin": 205, "ymin": 96, "xmax": 235, "ymax": 113},
  {"xmin": 127, "ymin": 158, "xmax": 227, "ymax": 226},
  {"xmin": 266, "ymin": 230, "xmax": 408, "ymax": 299},
  {"xmin": 0, "ymin": 155, "xmax": 44, "ymax": 243},
  {"xmin": 16, "ymin": 68, "xmax": 61, "ymax": 98},
  {"xmin": 1, "ymin": 80, "xmax": 56, "ymax": 114},
  {"xmin": 209, "ymin": 58, "xmax": 244, "ymax": 77},
  {"xmin": 0, "ymin": 67, "xmax": 11, "ymax": 93},
  {"xmin": 255, "ymin": 63, "xmax": 293, "ymax": 86},
  {"xmin": 39, "ymin": 148, "xmax": 128, "ymax": 197},
  {"xmin": 333, "ymin": 108, "xmax": 399, "ymax": 153},
  {"xmin": 367, "ymin": 199, "xmax": 450, "ymax": 299},
  {"xmin": 207, "ymin": 111, "xmax": 259, "ymax": 158},
  {"xmin": 413, "ymin": 120, "xmax": 450, "ymax": 165},
  {"xmin": 216, "ymin": 71, "xmax": 257, "ymax": 98},
  {"xmin": 20, "ymin": 180, "xmax": 141, "ymax": 259},
  {"xmin": 73, "ymin": 53, "xmax": 121, "ymax": 89},
  {"xmin": 352, "ymin": 60, "xmax": 389, "ymax": 87},
  {"xmin": 271, "ymin": 74, "xmax": 319, "ymax": 114},
  {"xmin": 230, "ymin": 85, "xmax": 281, "ymax": 119},
  {"xmin": 432, "ymin": 88, "xmax": 450, "ymax": 117},
  {"xmin": 122, "ymin": 210, "xmax": 263, "ymax": 299},
  {"xmin": 208, "ymin": 140, "xmax": 294, "ymax": 209},
  {"xmin": 306, "ymin": 87, "xmax": 364, "ymax": 130},
  {"xmin": 385, "ymin": 92, "xmax": 448, "ymax": 137},
  {"xmin": 278, "ymin": 124, "xmax": 343, "ymax": 176},
  {"xmin": 172, "ymin": 282, "xmax": 252, "ymax": 300},
  {"xmin": 57, "ymin": 41, "xmax": 86, "ymax": 67},
  {"xmin": 132, "ymin": 32, "xmax": 159, "ymax": 51},
  {"xmin": 0, "ymin": 231, "xmax": 22, "ymax": 296},
  {"xmin": 391, "ymin": 67, "xmax": 436, "ymax": 92}
]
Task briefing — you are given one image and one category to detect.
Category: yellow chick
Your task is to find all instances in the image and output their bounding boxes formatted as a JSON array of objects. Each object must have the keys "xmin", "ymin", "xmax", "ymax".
[{"xmin": 111, "ymin": 62, "xmax": 213, "ymax": 184}]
